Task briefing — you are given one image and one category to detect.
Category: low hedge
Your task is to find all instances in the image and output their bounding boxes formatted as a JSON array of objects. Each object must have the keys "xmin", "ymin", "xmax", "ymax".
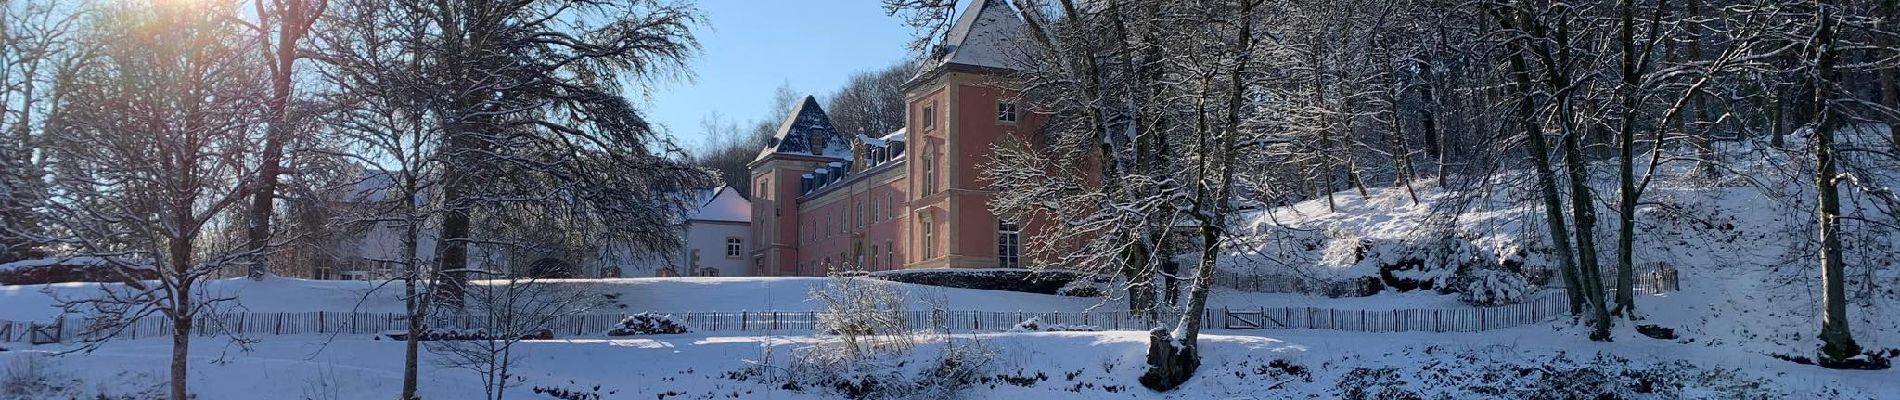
[{"xmin": 869, "ymin": 268, "xmax": 1083, "ymax": 295}]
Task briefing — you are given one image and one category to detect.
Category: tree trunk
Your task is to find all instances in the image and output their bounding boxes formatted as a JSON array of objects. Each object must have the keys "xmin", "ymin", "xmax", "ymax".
[
  {"xmin": 171, "ymin": 310, "xmax": 192, "ymax": 400},
  {"xmin": 1562, "ymin": 108, "xmax": 1613, "ymax": 341},
  {"xmin": 401, "ymin": 186, "xmax": 424, "ymax": 400},
  {"xmin": 1881, "ymin": 0, "xmax": 1900, "ymax": 154},
  {"xmin": 1377, "ymin": 34, "xmax": 1420, "ymax": 205},
  {"xmin": 1123, "ymin": 244, "xmax": 1158, "ymax": 319},
  {"xmin": 1138, "ymin": 327, "xmax": 1198, "ymax": 391},
  {"xmin": 1811, "ymin": 6, "xmax": 1862, "ymax": 365},
  {"xmin": 247, "ymin": 0, "xmax": 319, "ymax": 280},
  {"xmin": 1144, "ymin": 0, "xmax": 1252, "ymax": 389},
  {"xmin": 168, "ymin": 239, "xmax": 194, "ymax": 400},
  {"xmin": 1685, "ymin": 0, "xmax": 1718, "ymax": 178},
  {"xmin": 1612, "ymin": 0, "xmax": 1640, "ymax": 318},
  {"xmin": 1505, "ymin": 48, "xmax": 1585, "ymax": 315},
  {"xmin": 1772, "ymin": 85, "xmax": 1786, "ymax": 147}
]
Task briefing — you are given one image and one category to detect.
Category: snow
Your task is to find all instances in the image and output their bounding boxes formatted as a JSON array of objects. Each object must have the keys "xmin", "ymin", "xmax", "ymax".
[
  {"xmin": 685, "ymin": 186, "xmax": 750, "ymax": 223},
  {"xmin": 1217, "ymin": 133, "xmax": 1900, "ymax": 358},
  {"xmin": 4, "ymin": 328, "xmax": 1891, "ymax": 399},
  {"xmin": 0, "ymin": 256, "xmax": 147, "ymax": 273},
  {"xmin": 0, "ymin": 277, "xmax": 1103, "ymax": 322},
  {"xmin": 932, "ymin": 0, "xmax": 1029, "ymax": 71}
]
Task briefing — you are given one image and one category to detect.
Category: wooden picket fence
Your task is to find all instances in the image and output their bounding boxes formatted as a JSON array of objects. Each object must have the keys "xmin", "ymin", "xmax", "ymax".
[
  {"xmin": 0, "ymin": 292, "xmax": 1575, "ymax": 343},
  {"xmin": 1213, "ymin": 265, "xmax": 1679, "ymax": 295}
]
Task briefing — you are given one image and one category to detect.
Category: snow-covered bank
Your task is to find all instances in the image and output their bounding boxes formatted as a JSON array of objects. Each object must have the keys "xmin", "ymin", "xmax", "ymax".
[
  {"xmin": 1, "ymin": 276, "xmax": 1490, "ymax": 324},
  {"xmin": 1215, "ymin": 137, "xmax": 1900, "ymax": 358},
  {"xmin": 2, "ymin": 327, "xmax": 1890, "ymax": 400}
]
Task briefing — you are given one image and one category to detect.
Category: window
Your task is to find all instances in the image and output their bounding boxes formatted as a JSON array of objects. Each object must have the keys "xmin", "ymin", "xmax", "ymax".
[
  {"xmin": 923, "ymin": 103, "xmax": 936, "ymax": 129},
  {"xmin": 922, "ymin": 144, "xmax": 939, "ymax": 195},
  {"xmin": 886, "ymin": 241, "xmax": 895, "ymax": 270},
  {"xmin": 726, "ymin": 237, "xmax": 743, "ymax": 258},
  {"xmin": 858, "ymin": 199, "xmax": 866, "ymax": 228},
  {"xmin": 922, "ymin": 219, "xmax": 936, "ymax": 260},
  {"xmin": 998, "ymin": 101, "xmax": 1018, "ymax": 123},
  {"xmin": 869, "ymin": 245, "xmax": 879, "ymax": 270},
  {"xmin": 998, "ymin": 221, "xmax": 1020, "ymax": 269}
]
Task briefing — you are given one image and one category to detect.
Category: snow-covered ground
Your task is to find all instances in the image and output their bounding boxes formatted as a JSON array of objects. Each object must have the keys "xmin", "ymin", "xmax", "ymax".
[
  {"xmin": 0, "ymin": 276, "xmax": 1475, "ymax": 323},
  {"xmin": 1217, "ymin": 135, "xmax": 1900, "ymax": 358},
  {"xmin": 3, "ymin": 326, "xmax": 1892, "ymax": 399}
]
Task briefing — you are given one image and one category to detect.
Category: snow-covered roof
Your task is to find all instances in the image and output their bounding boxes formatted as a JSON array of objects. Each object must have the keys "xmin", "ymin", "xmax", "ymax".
[
  {"xmin": 927, "ymin": 0, "xmax": 1029, "ymax": 72},
  {"xmin": 687, "ymin": 186, "xmax": 750, "ymax": 223},
  {"xmin": 880, "ymin": 128, "xmax": 907, "ymax": 142},
  {"xmin": 0, "ymin": 256, "xmax": 153, "ymax": 273},
  {"xmin": 753, "ymin": 96, "xmax": 851, "ymax": 162}
]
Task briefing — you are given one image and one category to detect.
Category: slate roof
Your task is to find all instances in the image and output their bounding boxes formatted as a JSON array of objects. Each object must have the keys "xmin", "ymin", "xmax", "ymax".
[
  {"xmin": 754, "ymin": 96, "xmax": 852, "ymax": 162},
  {"xmin": 928, "ymin": 0, "xmax": 1029, "ymax": 72}
]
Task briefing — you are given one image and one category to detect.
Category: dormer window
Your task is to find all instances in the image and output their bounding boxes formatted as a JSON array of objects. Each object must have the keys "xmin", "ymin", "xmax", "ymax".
[{"xmin": 998, "ymin": 101, "xmax": 1017, "ymax": 123}]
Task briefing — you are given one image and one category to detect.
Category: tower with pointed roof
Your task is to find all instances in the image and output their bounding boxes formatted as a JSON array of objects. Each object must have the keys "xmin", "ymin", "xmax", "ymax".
[
  {"xmin": 899, "ymin": 0, "xmax": 1036, "ymax": 270},
  {"xmin": 747, "ymin": 96, "xmax": 848, "ymax": 275},
  {"xmin": 746, "ymin": 0, "xmax": 1039, "ymax": 275}
]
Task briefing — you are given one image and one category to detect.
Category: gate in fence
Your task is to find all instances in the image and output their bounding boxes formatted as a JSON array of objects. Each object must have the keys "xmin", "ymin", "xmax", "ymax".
[{"xmin": 1223, "ymin": 309, "xmax": 1281, "ymax": 329}]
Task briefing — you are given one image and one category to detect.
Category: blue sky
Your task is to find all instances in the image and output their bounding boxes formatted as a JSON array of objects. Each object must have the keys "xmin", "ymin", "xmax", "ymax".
[{"xmin": 635, "ymin": 1, "xmax": 918, "ymax": 152}]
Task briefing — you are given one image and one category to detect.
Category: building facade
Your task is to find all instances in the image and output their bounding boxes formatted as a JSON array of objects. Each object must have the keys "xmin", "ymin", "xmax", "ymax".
[
  {"xmin": 748, "ymin": 0, "xmax": 1040, "ymax": 276},
  {"xmin": 292, "ymin": 173, "xmax": 751, "ymax": 280},
  {"xmin": 672, "ymin": 186, "xmax": 753, "ymax": 277}
]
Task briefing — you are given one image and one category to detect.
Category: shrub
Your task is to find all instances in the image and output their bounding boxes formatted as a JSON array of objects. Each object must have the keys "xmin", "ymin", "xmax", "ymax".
[
  {"xmin": 1055, "ymin": 278, "xmax": 1109, "ymax": 297},
  {"xmin": 1336, "ymin": 237, "xmax": 1495, "ymax": 292},
  {"xmin": 1450, "ymin": 267, "xmax": 1531, "ymax": 306},
  {"xmin": 1007, "ymin": 317, "xmax": 1101, "ymax": 332},
  {"xmin": 606, "ymin": 313, "xmax": 688, "ymax": 336},
  {"xmin": 756, "ymin": 271, "xmax": 997, "ymax": 400},
  {"xmin": 871, "ymin": 268, "xmax": 1081, "ymax": 294},
  {"xmin": 0, "ymin": 257, "xmax": 158, "ymax": 285},
  {"xmin": 380, "ymin": 328, "xmax": 553, "ymax": 341},
  {"xmin": 780, "ymin": 338, "xmax": 996, "ymax": 400}
]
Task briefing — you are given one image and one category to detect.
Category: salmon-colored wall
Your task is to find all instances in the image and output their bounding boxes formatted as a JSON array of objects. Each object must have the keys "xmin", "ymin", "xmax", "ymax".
[
  {"xmin": 750, "ymin": 70, "xmax": 1050, "ymax": 276},
  {"xmin": 793, "ymin": 168, "xmax": 907, "ymax": 274}
]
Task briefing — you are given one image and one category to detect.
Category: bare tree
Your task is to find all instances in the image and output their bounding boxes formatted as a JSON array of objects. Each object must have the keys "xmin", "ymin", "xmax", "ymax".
[
  {"xmin": 307, "ymin": 0, "xmax": 443, "ymax": 392},
  {"xmin": 387, "ymin": 0, "xmax": 712, "ymax": 305},
  {"xmin": 241, "ymin": 0, "xmax": 329, "ymax": 280},
  {"xmin": 40, "ymin": 1, "xmax": 264, "ymax": 398},
  {"xmin": 0, "ymin": 0, "xmax": 86, "ymax": 264},
  {"xmin": 826, "ymin": 62, "xmax": 913, "ymax": 139},
  {"xmin": 429, "ymin": 275, "xmax": 599, "ymax": 400}
]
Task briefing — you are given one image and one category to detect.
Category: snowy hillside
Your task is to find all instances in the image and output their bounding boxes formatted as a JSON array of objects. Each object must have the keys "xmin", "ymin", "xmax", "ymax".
[{"xmin": 1218, "ymin": 135, "xmax": 1900, "ymax": 358}]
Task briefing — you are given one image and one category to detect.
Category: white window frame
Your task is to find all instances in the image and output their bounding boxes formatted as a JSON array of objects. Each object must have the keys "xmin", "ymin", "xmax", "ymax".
[
  {"xmin": 997, "ymin": 101, "xmax": 1018, "ymax": 123},
  {"xmin": 923, "ymin": 218, "xmax": 936, "ymax": 260},
  {"xmin": 998, "ymin": 221, "xmax": 1021, "ymax": 269},
  {"xmin": 923, "ymin": 103, "xmax": 936, "ymax": 129}
]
